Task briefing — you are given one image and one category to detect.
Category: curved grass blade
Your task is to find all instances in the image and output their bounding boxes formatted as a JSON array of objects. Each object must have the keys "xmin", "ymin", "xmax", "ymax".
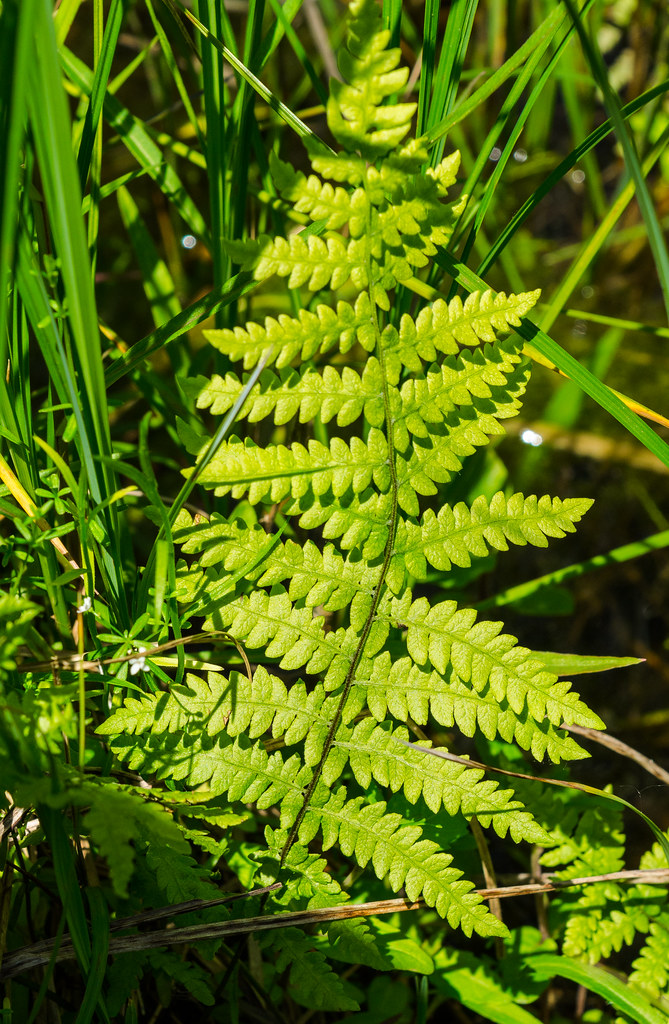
[
  {"xmin": 74, "ymin": 888, "xmax": 110, "ymax": 1024},
  {"xmin": 425, "ymin": 4, "xmax": 567, "ymax": 147},
  {"xmin": 539, "ymin": 123, "xmax": 669, "ymax": 333},
  {"xmin": 103, "ymin": 272, "xmax": 254, "ymax": 386},
  {"xmin": 59, "ymin": 45, "xmax": 210, "ymax": 246},
  {"xmin": 430, "ymin": 254, "xmax": 669, "ymax": 470},
  {"xmin": 562, "ymin": 0, "xmax": 669, "ymax": 323},
  {"xmin": 529, "ymin": 954, "xmax": 668, "ymax": 1024},
  {"xmin": 76, "ymin": 0, "xmax": 127, "ymax": 189},
  {"xmin": 398, "ymin": 741, "xmax": 669, "ymax": 868},
  {"xmin": 173, "ymin": 0, "xmax": 319, "ymax": 142},
  {"xmin": 475, "ymin": 528, "xmax": 669, "ymax": 612},
  {"xmin": 478, "ymin": 78, "xmax": 669, "ymax": 277}
]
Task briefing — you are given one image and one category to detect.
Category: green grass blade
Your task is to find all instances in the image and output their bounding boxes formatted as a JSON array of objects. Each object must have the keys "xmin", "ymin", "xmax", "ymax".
[
  {"xmin": 116, "ymin": 185, "xmax": 181, "ymax": 328},
  {"xmin": 426, "ymin": 4, "xmax": 567, "ymax": 147},
  {"xmin": 0, "ymin": 0, "xmax": 37, "ymax": 356},
  {"xmin": 540, "ymin": 122, "xmax": 669, "ymax": 333},
  {"xmin": 28, "ymin": 2, "xmax": 125, "ymax": 614},
  {"xmin": 104, "ymin": 273, "xmax": 254, "ymax": 386},
  {"xmin": 529, "ymin": 955, "xmax": 668, "ymax": 1024},
  {"xmin": 59, "ymin": 45, "xmax": 210, "ymax": 246},
  {"xmin": 475, "ymin": 529, "xmax": 669, "ymax": 612},
  {"xmin": 416, "ymin": 0, "xmax": 440, "ymax": 137},
  {"xmin": 174, "ymin": 0, "xmax": 319, "ymax": 142},
  {"xmin": 563, "ymin": 0, "xmax": 669, "ymax": 323},
  {"xmin": 478, "ymin": 78, "xmax": 669, "ymax": 276},
  {"xmin": 456, "ymin": 2, "xmax": 594, "ymax": 269},
  {"xmin": 38, "ymin": 804, "xmax": 91, "ymax": 974},
  {"xmin": 76, "ymin": 0, "xmax": 126, "ymax": 189},
  {"xmin": 74, "ymin": 888, "xmax": 111, "ymax": 1024},
  {"xmin": 195, "ymin": 0, "xmax": 233, "ymax": 328},
  {"xmin": 423, "ymin": 0, "xmax": 479, "ymax": 165},
  {"xmin": 144, "ymin": 0, "xmax": 203, "ymax": 148},
  {"xmin": 431, "ymin": 254, "xmax": 669, "ymax": 469},
  {"xmin": 264, "ymin": 0, "xmax": 327, "ymax": 106},
  {"xmin": 533, "ymin": 652, "xmax": 643, "ymax": 676}
]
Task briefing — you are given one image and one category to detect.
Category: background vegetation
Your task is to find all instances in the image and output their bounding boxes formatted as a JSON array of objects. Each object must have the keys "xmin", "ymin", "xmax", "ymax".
[{"xmin": 2, "ymin": 0, "xmax": 669, "ymax": 1021}]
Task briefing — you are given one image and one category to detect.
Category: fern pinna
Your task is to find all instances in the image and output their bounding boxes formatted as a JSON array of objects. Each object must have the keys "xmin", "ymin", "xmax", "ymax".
[{"xmin": 101, "ymin": 0, "xmax": 602, "ymax": 938}]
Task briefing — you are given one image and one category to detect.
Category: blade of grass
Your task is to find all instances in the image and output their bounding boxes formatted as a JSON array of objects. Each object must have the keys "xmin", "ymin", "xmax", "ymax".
[
  {"xmin": 539, "ymin": 122, "xmax": 669, "ymax": 333},
  {"xmin": 423, "ymin": 0, "xmax": 479, "ymax": 165},
  {"xmin": 74, "ymin": 888, "xmax": 110, "ymax": 1024},
  {"xmin": 29, "ymin": 2, "xmax": 126, "ymax": 614},
  {"xmin": 475, "ymin": 528, "xmax": 669, "ymax": 612},
  {"xmin": 136, "ymin": 346, "xmax": 273, "ymax": 612},
  {"xmin": 563, "ymin": 0, "xmax": 669, "ymax": 324},
  {"xmin": 76, "ymin": 0, "xmax": 127, "ymax": 190},
  {"xmin": 455, "ymin": 0, "xmax": 595, "ymax": 272},
  {"xmin": 103, "ymin": 272, "xmax": 254, "ymax": 386},
  {"xmin": 564, "ymin": 308, "xmax": 669, "ymax": 339},
  {"xmin": 173, "ymin": 0, "xmax": 320, "ymax": 142},
  {"xmin": 116, "ymin": 185, "xmax": 182, "ymax": 328},
  {"xmin": 37, "ymin": 804, "xmax": 91, "ymax": 975},
  {"xmin": 265, "ymin": 0, "xmax": 328, "ymax": 107},
  {"xmin": 0, "ymin": 0, "xmax": 36, "ymax": 359},
  {"xmin": 529, "ymin": 955, "xmax": 667, "ymax": 1024},
  {"xmin": 60, "ymin": 45, "xmax": 210, "ymax": 246},
  {"xmin": 428, "ymin": 253, "xmax": 669, "ymax": 469},
  {"xmin": 416, "ymin": 0, "xmax": 440, "ymax": 137},
  {"xmin": 144, "ymin": 0, "xmax": 204, "ymax": 149},
  {"xmin": 478, "ymin": 78, "xmax": 669, "ymax": 276},
  {"xmin": 425, "ymin": 3, "xmax": 568, "ymax": 148},
  {"xmin": 195, "ymin": 0, "xmax": 234, "ymax": 331}
]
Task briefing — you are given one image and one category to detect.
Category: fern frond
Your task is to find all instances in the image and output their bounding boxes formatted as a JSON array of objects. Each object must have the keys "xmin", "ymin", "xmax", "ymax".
[
  {"xmin": 395, "ymin": 412, "xmax": 511, "ymax": 515},
  {"xmin": 177, "ymin": 519, "xmax": 379, "ymax": 617},
  {"xmin": 183, "ymin": 359, "xmax": 385, "ymax": 429},
  {"xmin": 362, "ymin": 654, "xmax": 589, "ymax": 762},
  {"xmin": 83, "ymin": 780, "xmax": 189, "ymax": 898},
  {"xmin": 388, "ymin": 492, "xmax": 594, "ymax": 593},
  {"xmin": 204, "ymin": 294, "xmax": 375, "ymax": 371},
  {"xmin": 249, "ymin": 231, "xmax": 369, "ymax": 291},
  {"xmin": 100, "ymin": 666, "xmax": 360, "ymax": 766},
  {"xmin": 106, "ymin": 0, "xmax": 609, "ymax": 948},
  {"xmin": 181, "ymin": 431, "xmax": 390, "ymax": 504},
  {"xmin": 327, "ymin": 0, "xmax": 414, "ymax": 160},
  {"xmin": 391, "ymin": 592, "xmax": 603, "ymax": 736},
  {"xmin": 562, "ymin": 886, "xmax": 652, "ymax": 962},
  {"xmin": 264, "ymin": 927, "xmax": 360, "ymax": 1011},
  {"xmin": 102, "ymin": 709, "xmax": 501, "ymax": 932},
  {"xmin": 301, "ymin": 785, "xmax": 505, "ymax": 936},
  {"xmin": 264, "ymin": 828, "xmax": 347, "ymax": 906},
  {"xmin": 630, "ymin": 921, "xmax": 669, "ymax": 999},
  {"xmin": 333, "ymin": 719, "xmax": 550, "ymax": 843},
  {"xmin": 380, "ymin": 290, "xmax": 539, "ymax": 381},
  {"xmin": 295, "ymin": 487, "xmax": 393, "ymax": 558},
  {"xmin": 270, "ymin": 152, "xmax": 368, "ymax": 233}
]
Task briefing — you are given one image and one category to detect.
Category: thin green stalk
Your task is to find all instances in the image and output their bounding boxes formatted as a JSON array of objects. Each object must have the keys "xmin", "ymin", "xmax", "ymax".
[
  {"xmin": 479, "ymin": 79, "xmax": 669, "ymax": 277},
  {"xmin": 562, "ymin": 0, "xmax": 669, "ymax": 324},
  {"xmin": 540, "ymin": 123, "xmax": 669, "ymax": 332},
  {"xmin": 475, "ymin": 528, "xmax": 669, "ymax": 611}
]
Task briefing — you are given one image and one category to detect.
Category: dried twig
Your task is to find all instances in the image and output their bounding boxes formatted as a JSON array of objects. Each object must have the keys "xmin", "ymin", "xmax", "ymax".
[{"xmin": 3, "ymin": 870, "xmax": 668, "ymax": 980}]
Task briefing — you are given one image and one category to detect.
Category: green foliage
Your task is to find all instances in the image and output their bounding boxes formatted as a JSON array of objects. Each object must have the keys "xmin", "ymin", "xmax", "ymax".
[
  {"xmin": 93, "ymin": 0, "xmax": 608, "ymax": 953},
  {"xmin": 2, "ymin": 0, "xmax": 669, "ymax": 1021}
]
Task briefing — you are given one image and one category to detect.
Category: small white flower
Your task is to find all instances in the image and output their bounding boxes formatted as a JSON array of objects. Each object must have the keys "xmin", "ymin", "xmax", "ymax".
[
  {"xmin": 129, "ymin": 647, "xmax": 148, "ymax": 675},
  {"xmin": 77, "ymin": 596, "xmax": 92, "ymax": 614}
]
